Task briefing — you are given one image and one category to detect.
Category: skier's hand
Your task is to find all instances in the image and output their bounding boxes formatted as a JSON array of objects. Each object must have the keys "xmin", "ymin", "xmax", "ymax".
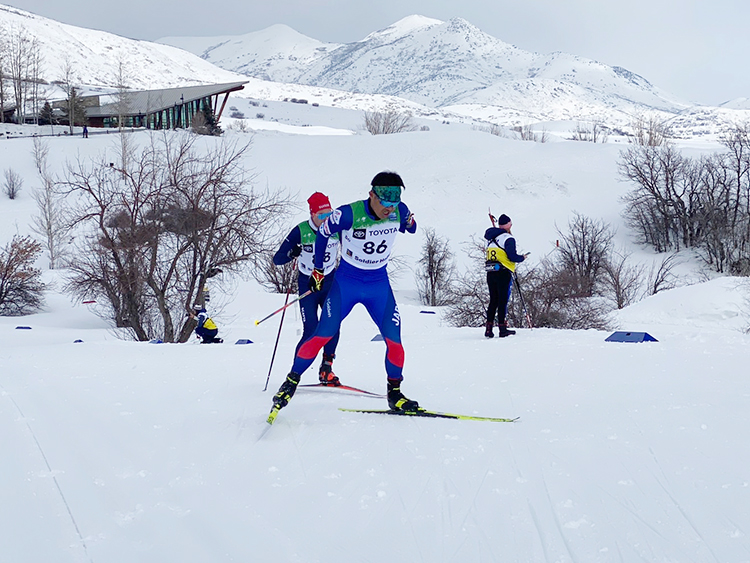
[
  {"xmin": 288, "ymin": 245, "xmax": 302, "ymax": 259},
  {"xmin": 309, "ymin": 268, "xmax": 325, "ymax": 292},
  {"xmin": 406, "ymin": 212, "xmax": 415, "ymax": 229}
]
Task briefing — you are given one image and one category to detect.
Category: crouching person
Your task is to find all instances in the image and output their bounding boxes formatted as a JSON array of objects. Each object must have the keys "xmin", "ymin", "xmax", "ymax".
[{"xmin": 191, "ymin": 305, "xmax": 223, "ymax": 343}]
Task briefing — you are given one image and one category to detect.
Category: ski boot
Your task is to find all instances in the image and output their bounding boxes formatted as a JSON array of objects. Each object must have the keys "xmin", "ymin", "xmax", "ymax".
[
  {"xmin": 318, "ymin": 353, "xmax": 341, "ymax": 386},
  {"xmin": 273, "ymin": 371, "xmax": 301, "ymax": 409},
  {"xmin": 484, "ymin": 320, "xmax": 495, "ymax": 338},
  {"xmin": 387, "ymin": 379, "xmax": 420, "ymax": 413},
  {"xmin": 498, "ymin": 323, "xmax": 516, "ymax": 337}
]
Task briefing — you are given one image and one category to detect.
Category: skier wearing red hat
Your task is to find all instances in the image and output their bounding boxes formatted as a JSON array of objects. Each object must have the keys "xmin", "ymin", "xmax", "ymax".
[{"xmin": 274, "ymin": 192, "xmax": 342, "ymax": 385}]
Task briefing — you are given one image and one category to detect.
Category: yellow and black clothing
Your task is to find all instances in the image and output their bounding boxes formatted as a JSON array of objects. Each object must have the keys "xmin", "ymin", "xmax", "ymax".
[{"xmin": 484, "ymin": 227, "xmax": 526, "ymax": 328}]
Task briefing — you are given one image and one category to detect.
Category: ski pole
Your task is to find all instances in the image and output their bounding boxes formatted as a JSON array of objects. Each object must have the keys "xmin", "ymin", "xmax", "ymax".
[
  {"xmin": 512, "ymin": 272, "xmax": 533, "ymax": 329},
  {"xmin": 255, "ymin": 290, "xmax": 312, "ymax": 326},
  {"xmin": 262, "ymin": 281, "xmax": 300, "ymax": 392}
]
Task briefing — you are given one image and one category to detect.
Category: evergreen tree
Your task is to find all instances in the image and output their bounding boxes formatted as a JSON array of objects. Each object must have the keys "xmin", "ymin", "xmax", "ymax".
[
  {"xmin": 64, "ymin": 87, "xmax": 87, "ymax": 128},
  {"xmin": 202, "ymin": 106, "xmax": 222, "ymax": 136},
  {"xmin": 39, "ymin": 101, "xmax": 55, "ymax": 126}
]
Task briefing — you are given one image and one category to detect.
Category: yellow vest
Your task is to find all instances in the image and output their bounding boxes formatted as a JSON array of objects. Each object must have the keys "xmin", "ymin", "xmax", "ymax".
[{"xmin": 486, "ymin": 232, "xmax": 516, "ymax": 272}]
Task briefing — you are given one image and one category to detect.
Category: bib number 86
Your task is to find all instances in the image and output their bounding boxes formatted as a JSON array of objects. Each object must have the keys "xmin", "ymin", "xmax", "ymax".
[{"xmin": 363, "ymin": 240, "xmax": 388, "ymax": 255}]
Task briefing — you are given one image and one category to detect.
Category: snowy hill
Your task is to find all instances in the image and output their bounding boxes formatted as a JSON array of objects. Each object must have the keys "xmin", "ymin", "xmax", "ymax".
[{"xmin": 0, "ymin": 4, "xmax": 245, "ymax": 90}]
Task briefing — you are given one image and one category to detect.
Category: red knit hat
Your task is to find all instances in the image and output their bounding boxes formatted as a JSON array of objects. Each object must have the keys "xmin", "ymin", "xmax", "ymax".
[{"xmin": 308, "ymin": 192, "xmax": 331, "ymax": 214}]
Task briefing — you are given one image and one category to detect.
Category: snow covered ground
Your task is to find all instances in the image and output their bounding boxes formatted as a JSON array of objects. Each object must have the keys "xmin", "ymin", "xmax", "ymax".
[{"xmin": 2, "ymin": 99, "xmax": 749, "ymax": 562}]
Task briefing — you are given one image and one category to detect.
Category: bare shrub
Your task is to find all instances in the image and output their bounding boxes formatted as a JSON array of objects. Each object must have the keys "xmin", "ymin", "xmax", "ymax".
[
  {"xmin": 363, "ymin": 110, "xmax": 417, "ymax": 135},
  {"xmin": 602, "ymin": 249, "xmax": 645, "ymax": 309},
  {"xmin": 644, "ymin": 253, "xmax": 680, "ymax": 296},
  {"xmin": 3, "ymin": 168, "xmax": 23, "ymax": 199},
  {"xmin": 443, "ymin": 270, "xmax": 487, "ymax": 327},
  {"xmin": 506, "ymin": 256, "xmax": 612, "ymax": 330},
  {"xmin": 629, "ymin": 114, "xmax": 672, "ymax": 146},
  {"xmin": 512, "ymin": 124, "xmax": 548, "ymax": 143},
  {"xmin": 0, "ymin": 235, "xmax": 45, "ymax": 315},
  {"xmin": 253, "ymin": 245, "xmax": 297, "ymax": 294},
  {"xmin": 444, "ymin": 237, "xmax": 492, "ymax": 327},
  {"xmin": 415, "ymin": 227, "xmax": 456, "ymax": 306},
  {"xmin": 571, "ymin": 120, "xmax": 609, "ymax": 143}
]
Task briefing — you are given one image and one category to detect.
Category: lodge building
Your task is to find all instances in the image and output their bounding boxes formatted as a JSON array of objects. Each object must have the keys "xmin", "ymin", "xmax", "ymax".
[{"xmin": 83, "ymin": 81, "xmax": 248, "ymax": 129}]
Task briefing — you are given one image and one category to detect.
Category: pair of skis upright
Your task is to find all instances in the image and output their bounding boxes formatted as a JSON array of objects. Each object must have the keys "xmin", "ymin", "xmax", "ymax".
[{"xmin": 265, "ymin": 383, "xmax": 518, "ymax": 425}]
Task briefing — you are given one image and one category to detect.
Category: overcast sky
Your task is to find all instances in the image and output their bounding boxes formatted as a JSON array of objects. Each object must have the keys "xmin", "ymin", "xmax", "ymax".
[{"xmin": 6, "ymin": 0, "xmax": 750, "ymax": 106}]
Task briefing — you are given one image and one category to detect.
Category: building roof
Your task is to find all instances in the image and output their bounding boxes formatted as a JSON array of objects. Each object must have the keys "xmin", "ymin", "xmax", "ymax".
[{"xmin": 85, "ymin": 81, "xmax": 248, "ymax": 118}]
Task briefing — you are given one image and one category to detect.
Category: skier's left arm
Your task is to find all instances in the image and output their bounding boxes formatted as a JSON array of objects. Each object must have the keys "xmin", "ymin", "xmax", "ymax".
[
  {"xmin": 398, "ymin": 202, "xmax": 417, "ymax": 234},
  {"xmin": 504, "ymin": 237, "xmax": 527, "ymax": 263}
]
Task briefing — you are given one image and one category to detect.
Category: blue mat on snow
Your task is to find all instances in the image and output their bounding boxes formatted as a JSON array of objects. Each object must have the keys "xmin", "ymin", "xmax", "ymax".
[{"xmin": 605, "ymin": 331, "xmax": 658, "ymax": 343}]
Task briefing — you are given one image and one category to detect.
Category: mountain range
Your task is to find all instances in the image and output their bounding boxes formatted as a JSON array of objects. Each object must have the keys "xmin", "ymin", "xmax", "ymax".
[
  {"xmin": 162, "ymin": 16, "xmax": 687, "ymax": 117},
  {"xmin": 3, "ymin": 4, "xmax": 750, "ymax": 136}
]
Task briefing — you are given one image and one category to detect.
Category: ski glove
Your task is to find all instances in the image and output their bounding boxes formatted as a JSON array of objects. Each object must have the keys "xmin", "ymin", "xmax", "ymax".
[
  {"xmin": 288, "ymin": 245, "xmax": 302, "ymax": 259},
  {"xmin": 309, "ymin": 268, "xmax": 325, "ymax": 292}
]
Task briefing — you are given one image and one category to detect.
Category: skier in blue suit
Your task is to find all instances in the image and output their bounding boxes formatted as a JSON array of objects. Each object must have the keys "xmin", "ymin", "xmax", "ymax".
[{"xmin": 271, "ymin": 171, "xmax": 419, "ymax": 414}]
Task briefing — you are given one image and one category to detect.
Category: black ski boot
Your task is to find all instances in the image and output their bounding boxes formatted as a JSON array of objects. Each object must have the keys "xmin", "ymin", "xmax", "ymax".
[
  {"xmin": 498, "ymin": 324, "xmax": 516, "ymax": 337},
  {"xmin": 387, "ymin": 379, "xmax": 420, "ymax": 412},
  {"xmin": 273, "ymin": 371, "xmax": 301, "ymax": 409},
  {"xmin": 484, "ymin": 320, "xmax": 495, "ymax": 338},
  {"xmin": 318, "ymin": 353, "xmax": 341, "ymax": 386}
]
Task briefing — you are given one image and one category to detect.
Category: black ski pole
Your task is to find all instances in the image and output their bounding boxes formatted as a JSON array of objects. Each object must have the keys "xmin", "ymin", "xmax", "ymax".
[
  {"xmin": 263, "ymin": 275, "xmax": 297, "ymax": 392},
  {"xmin": 513, "ymin": 271, "xmax": 533, "ymax": 329}
]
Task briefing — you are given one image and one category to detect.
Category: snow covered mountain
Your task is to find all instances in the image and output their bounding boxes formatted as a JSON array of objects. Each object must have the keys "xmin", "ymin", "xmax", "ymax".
[
  {"xmin": 0, "ymin": 4, "xmax": 245, "ymax": 91},
  {"xmin": 159, "ymin": 15, "xmax": 696, "ymax": 126},
  {"xmin": 3, "ymin": 3, "xmax": 750, "ymax": 135}
]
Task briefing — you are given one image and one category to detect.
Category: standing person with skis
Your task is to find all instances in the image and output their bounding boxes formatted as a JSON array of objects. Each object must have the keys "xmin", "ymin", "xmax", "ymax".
[
  {"xmin": 269, "ymin": 171, "xmax": 419, "ymax": 421},
  {"xmin": 484, "ymin": 214, "xmax": 528, "ymax": 338},
  {"xmin": 273, "ymin": 192, "xmax": 342, "ymax": 385}
]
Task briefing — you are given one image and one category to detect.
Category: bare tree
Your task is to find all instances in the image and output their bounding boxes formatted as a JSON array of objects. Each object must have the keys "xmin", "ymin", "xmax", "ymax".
[
  {"xmin": 0, "ymin": 235, "xmax": 45, "ymax": 316},
  {"xmin": 3, "ymin": 168, "xmax": 23, "ymax": 199},
  {"xmin": 602, "ymin": 249, "xmax": 645, "ymax": 309},
  {"xmin": 415, "ymin": 227, "xmax": 456, "ymax": 306},
  {"xmin": 363, "ymin": 109, "xmax": 417, "ymax": 135},
  {"xmin": 31, "ymin": 138, "xmax": 69, "ymax": 269},
  {"xmin": 6, "ymin": 24, "xmax": 32, "ymax": 124},
  {"xmin": 61, "ymin": 133, "xmax": 292, "ymax": 342},
  {"xmin": 555, "ymin": 213, "xmax": 614, "ymax": 297},
  {"xmin": 619, "ymin": 144, "xmax": 703, "ymax": 252},
  {"xmin": 59, "ymin": 56, "xmax": 79, "ymax": 135},
  {"xmin": 629, "ymin": 113, "xmax": 672, "ymax": 146},
  {"xmin": 0, "ymin": 25, "xmax": 8, "ymax": 123}
]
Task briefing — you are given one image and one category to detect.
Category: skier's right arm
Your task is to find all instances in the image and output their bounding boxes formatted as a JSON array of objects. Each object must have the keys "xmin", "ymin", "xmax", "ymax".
[
  {"xmin": 314, "ymin": 205, "xmax": 353, "ymax": 270},
  {"xmin": 273, "ymin": 226, "xmax": 302, "ymax": 265}
]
